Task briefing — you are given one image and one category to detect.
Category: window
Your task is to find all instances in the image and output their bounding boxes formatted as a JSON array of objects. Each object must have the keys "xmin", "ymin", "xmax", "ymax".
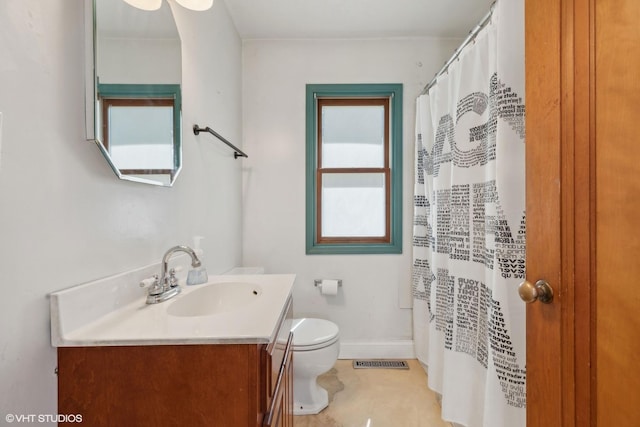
[
  {"xmin": 101, "ymin": 98, "xmax": 175, "ymax": 174},
  {"xmin": 306, "ymin": 84, "xmax": 403, "ymax": 254},
  {"xmin": 97, "ymin": 84, "xmax": 181, "ymax": 184}
]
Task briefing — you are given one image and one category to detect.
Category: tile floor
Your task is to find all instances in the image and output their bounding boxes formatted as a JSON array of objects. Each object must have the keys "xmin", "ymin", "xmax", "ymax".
[{"xmin": 293, "ymin": 359, "xmax": 452, "ymax": 427}]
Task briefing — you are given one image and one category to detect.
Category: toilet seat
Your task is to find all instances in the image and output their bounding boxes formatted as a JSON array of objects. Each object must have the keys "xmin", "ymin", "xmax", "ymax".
[{"xmin": 291, "ymin": 318, "xmax": 339, "ymax": 351}]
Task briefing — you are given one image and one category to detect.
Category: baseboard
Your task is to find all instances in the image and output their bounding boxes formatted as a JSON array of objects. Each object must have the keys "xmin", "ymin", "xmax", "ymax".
[{"xmin": 338, "ymin": 340, "xmax": 415, "ymax": 359}]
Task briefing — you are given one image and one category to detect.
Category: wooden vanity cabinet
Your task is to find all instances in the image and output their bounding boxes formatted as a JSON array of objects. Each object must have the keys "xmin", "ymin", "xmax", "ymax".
[{"xmin": 57, "ymin": 297, "xmax": 293, "ymax": 427}]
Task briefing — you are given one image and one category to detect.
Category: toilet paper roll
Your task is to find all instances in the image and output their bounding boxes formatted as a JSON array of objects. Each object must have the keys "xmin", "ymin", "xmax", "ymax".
[{"xmin": 320, "ymin": 279, "xmax": 339, "ymax": 296}]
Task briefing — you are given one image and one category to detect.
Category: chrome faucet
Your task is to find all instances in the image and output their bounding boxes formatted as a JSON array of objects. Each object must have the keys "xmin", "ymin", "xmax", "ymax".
[{"xmin": 143, "ymin": 245, "xmax": 203, "ymax": 304}]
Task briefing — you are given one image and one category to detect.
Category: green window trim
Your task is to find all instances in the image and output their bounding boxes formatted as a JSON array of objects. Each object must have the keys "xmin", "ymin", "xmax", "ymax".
[{"xmin": 305, "ymin": 83, "xmax": 403, "ymax": 255}]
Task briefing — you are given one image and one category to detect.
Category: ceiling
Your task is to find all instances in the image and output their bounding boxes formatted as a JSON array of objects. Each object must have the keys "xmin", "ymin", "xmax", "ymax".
[{"xmin": 223, "ymin": 0, "xmax": 495, "ymax": 40}]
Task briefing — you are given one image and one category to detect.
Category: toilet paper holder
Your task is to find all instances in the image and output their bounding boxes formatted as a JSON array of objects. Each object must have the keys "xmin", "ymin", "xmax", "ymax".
[{"xmin": 314, "ymin": 279, "xmax": 342, "ymax": 287}]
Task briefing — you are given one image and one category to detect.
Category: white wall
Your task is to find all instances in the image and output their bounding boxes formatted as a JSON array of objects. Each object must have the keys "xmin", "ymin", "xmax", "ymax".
[
  {"xmin": 0, "ymin": 0, "xmax": 242, "ymax": 419},
  {"xmin": 98, "ymin": 37, "xmax": 182, "ymax": 84},
  {"xmin": 241, "ymin": 38, "xmax": 461, "ymax": 357}
]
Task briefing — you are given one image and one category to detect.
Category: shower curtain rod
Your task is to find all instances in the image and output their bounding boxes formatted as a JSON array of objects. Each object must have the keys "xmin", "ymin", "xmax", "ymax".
[{"xmin": 420, "ymin": 1, "xmax": 497, "ymax": 95}]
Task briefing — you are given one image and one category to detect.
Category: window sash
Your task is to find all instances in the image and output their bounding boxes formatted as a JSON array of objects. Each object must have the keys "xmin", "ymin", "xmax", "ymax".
[
  {"xmin": 316, "ymin": 98, "xmax": 391, "ymax": 243},
  {"xmin": 101, "ymin": 98, "xmax": 176, "ymax": 178},
  {"xmin": 317, "ymin": 169, "xmax": 391, "ymax": 243}
]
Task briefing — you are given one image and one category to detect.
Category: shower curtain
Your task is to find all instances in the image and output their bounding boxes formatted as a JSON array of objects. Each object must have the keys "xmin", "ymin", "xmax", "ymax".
[{"xmin": 412, "ymin": 2, "xmax": 525, "ymax": 427}]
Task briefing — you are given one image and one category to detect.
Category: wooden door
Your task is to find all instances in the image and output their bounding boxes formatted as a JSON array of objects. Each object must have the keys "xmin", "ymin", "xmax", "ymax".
[
  {"xmin": 525, "ymin": 0, "xmax": 565, "ymax": 425},
  {"xmin": 593, "ymin": 1, "xmax": 640, "ymax": 424},
  {"xmin": 525, "ymin": 0, "xmax": 640, "ymax": 425}
]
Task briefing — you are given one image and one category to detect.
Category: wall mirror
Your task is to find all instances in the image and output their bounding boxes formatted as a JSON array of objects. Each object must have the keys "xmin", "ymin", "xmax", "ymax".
[{"xmin": 85, "ymin": 0, "xmax": 182, "ymax": 186}]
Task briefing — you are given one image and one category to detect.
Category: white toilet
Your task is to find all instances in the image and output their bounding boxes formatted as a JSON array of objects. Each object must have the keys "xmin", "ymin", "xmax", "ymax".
[{"xmin": 291, "ymin": 318, "xmax": 340, "ymax": 415}]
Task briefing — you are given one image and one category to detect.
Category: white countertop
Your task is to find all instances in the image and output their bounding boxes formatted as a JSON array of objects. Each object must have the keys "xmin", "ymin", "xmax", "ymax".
[{"xmin": 50, "ymin": 266, "xmax": 295, "ymax": 347}]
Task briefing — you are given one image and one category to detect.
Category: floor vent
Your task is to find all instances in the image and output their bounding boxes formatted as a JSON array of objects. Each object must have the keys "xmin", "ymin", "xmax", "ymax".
[{"xmin": 352, "ymin": 360, "xmax": 409, "ymax": 369}]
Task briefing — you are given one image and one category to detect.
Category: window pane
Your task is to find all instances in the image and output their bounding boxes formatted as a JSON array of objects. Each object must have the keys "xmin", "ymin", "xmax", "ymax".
[
  {"xmin": 321, "ymin": 173, "xmax": 386, "ymax": 237},
  {"xmin": 321, "ymin": 105, "xmax": 385, "ymax": 168},
  {"xmin": 108, "ymin": 105, "xmax": 174, "ymax": 169}
]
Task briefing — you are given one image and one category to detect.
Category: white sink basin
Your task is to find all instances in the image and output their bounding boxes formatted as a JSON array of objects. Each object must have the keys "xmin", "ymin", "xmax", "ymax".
[
  {"xmin": 50, "ymin": 271, "xmax": 295, "ymax": 346},
  {"xmin": 167, "ymin": 282, "xmax": 263, "ymax": 317}
]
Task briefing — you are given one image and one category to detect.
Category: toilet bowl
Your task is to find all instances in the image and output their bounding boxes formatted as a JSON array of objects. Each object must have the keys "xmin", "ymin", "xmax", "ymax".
[{"xmin": 291, "ymin": 318, "xmax": 340, "ymax": 415}]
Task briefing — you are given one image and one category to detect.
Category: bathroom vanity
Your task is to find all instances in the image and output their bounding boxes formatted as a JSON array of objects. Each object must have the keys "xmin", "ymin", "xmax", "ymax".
[{"xmin": 50, "ymin": 268, "xmax": 295, "ymax": 426}]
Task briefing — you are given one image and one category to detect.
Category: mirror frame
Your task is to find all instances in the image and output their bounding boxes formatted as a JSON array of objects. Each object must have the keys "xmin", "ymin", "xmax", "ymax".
[{"xmin": 84, "ymin": 0, "xmax": 183, "ymax": 187}]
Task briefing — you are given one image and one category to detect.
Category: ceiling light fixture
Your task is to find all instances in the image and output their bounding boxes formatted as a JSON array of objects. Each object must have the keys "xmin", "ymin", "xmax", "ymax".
[
  {"xmin": 121, "ymin": 0, "xmax": 162, "ymax": 11},
  {"xmin": 175, "ymin": 0, "xmax": 214, "ymax": 11},
  {"xmin": 122, "ymin": 0, "xmax": 213, "ymax": 11}
]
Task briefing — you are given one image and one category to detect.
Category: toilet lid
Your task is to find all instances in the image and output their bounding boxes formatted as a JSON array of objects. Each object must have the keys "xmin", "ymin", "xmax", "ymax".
[{"xmin": 291, "ymin": 318, "xmax": 339, "ymax": 348}]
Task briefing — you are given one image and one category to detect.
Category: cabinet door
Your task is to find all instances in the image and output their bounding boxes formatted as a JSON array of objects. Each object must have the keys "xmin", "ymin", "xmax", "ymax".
[
  {"xmin": 265, "ymin": 298, "xmax": 293, "ymax": 408},
  {"xmin": 59, "ymin": 345, "xmax": 261, "ymax": 427},
  {"xmin": 282, "ymin": 344, "xmax": 293, "ymax": 427},
  {"xmin": 264, "ymin": 333, "xmax": 293, "ymax": 427}
]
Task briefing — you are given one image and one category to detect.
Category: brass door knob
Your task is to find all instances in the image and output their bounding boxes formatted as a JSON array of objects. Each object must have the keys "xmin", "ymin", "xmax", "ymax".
[{"xmin": 518, "ymin": 280, "xmax": 554, "ymax": 304}]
